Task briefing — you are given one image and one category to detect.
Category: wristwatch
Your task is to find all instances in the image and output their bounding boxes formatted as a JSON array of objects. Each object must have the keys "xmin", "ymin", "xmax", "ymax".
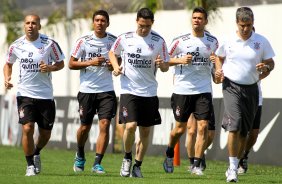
[{"xmin": 265, "ymin": 64, "xmax": 271, "ymax": 72}]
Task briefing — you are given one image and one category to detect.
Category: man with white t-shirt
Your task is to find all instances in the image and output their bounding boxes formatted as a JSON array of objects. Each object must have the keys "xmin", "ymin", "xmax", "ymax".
[
  {"xmin": 109, "ymin": 8, "xmax": 169, "ymax": 178},
  {"xmin": 163, "ymin": 7, "xmax": 218, "ymax": 176},
  {"xmin": 69, "ymin": 10, "xmax": 117, "ymax": 174},
  {"xmin": 3, "ymin": 14, "xmax": 65, "ymax": 176},
  {"xmin": 215, "ymin": 7, "xmax": 275, "ymax": 182}
]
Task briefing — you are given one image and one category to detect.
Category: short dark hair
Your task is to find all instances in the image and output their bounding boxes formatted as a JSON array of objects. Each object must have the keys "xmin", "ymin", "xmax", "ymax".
[
  {"xmin": 193, "ymin": 7, "xmax": 208, "ymax": 20},
  {"xmin": 92, "ymin": 9, "xmax": 109, "ymax": 23},
  {"xmin": 236, "ymin": 7, "xmax": 254, "ymax": 22},
  {"xmin": 137, "ymin": 8, "xmax": 154, "ymax": 21}
]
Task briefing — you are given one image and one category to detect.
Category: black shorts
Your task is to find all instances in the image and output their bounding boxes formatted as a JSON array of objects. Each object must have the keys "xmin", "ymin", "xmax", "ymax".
[
  {"xmin": 222, "ymin": 78, "xmax": 258, "ymax": 137},
  {"xmin": 208, "ymin": 105, "xmax": 215, "ymax": 130},
  {"xmin": 252, "ymin": 106, "xmax": 262, "ymax": 129},
  {"xmin": 171, "ymin": 93, "xmax": 213, "ymax": 123},
  {"xmin": 16, "ymin": 96, "xmax": 56, "ymax": 130},
  {"xmin": 119, "ymin": 94, "xmax": 161, "ymax": 127},
  {"xmin": 77, "ymin": 91, "xmax": 117, "ymax": 125}
]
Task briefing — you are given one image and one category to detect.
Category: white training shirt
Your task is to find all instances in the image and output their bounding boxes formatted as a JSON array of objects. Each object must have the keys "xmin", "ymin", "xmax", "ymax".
[
  {"xmin": 169, "ymin": 31, "xmax": 218, "ymax": 94},
  {"xmin": 6, "ymin": 33, "xmax": 65, "ymax": 99},
  {"xmin": 71, "ymin": 32, "xmax": 116, "ymax": 93},
  {"xmin": 111, "ymin": 31, "xmax": 170, "ymax": 97},
  {"xmin": 216, "ymin": 31, "xmax": 275, "ymax": 85}
]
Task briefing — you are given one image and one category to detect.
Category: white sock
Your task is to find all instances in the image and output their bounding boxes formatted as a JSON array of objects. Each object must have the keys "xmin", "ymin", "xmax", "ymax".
[{"xmin": 229, "ymin": 157, "xmax": 239, "ymax": 170}]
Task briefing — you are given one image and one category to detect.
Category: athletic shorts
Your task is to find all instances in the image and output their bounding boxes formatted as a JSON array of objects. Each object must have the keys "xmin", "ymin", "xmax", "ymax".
[
  {"xmin": 222, "ymin": 78, "xmax": 258, "ymax": 137},
  {"xmin": 16, "ymin": 96, "xmax": 56, "ymax": 130},
  {"xmin": 77, "ymin": 91, "xmax": 117, "ymax": 125},
  {"xmin": 171, "ymin": 93, "xmax": 213, "ymax": 123},
  {"xmin": 208, "ymin": 105, "xmax": 215, "ymax": 130},
  {"xmin": 119, "ymin": 94, "xmax": 161, "ymax": 127},
  {"xmin": 252, "ymin": 105, "xmax": 262, "ymax": 129}
]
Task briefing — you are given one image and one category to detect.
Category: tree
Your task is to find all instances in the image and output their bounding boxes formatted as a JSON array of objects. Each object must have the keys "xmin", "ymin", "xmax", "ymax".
[
  {"xmin": 186, "ymin": 0, "xmax": 219, "ymax": 19},
  {"xmin": 0, "ymin": 0, "xmax": 23, "ymax": 45},
  {"xmin": 128, "ymin": 0, "xmax": 163, "ymax": 13}
]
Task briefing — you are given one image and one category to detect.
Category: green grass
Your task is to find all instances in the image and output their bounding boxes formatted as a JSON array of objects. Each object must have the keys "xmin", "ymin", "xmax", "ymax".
[{"xmin": 0, "ymin": 145, "xmax": 281, "ymax": 184}]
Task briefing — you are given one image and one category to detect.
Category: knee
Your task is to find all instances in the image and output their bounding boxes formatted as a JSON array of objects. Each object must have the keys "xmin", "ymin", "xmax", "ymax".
[
  {"xmin": 22, "ymin": 123, "xmax": 34, "ymax": 135},
  {"xmin": 99, "ymin": 119, "xmax": 110, "ymax": 133}
]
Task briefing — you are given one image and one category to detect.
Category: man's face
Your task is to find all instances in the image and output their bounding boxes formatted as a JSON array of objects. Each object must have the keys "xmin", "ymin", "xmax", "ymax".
[
  {"xmin": 93, "ymin": 15, "xmax": 108, "ymax": 36},
  {"xmin": 136, "ymin": 18, "xmax": 153, "ymax": 37},
  {"xmin": 191, "ymin": 12, "xmax": 207, "ymax": 33},
  {"xmin": 237, "ymin": 19, "xmax": 253, "ymax": 40},
  {"xmin": 24, "ymin": 15, "xmax": 41, "ymax": 41}
]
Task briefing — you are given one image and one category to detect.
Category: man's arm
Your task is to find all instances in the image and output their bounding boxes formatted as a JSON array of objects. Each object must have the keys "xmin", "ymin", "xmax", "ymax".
[
  {"xmin": 214, "ymin": 56, "xmax": 225, "ymax": 84},
  {"xmin": 168, "ymin": 55, "xmax": 192, "ymax": 66},
  {"xmin": 108, "ymin": 50, "xmax": 122, "ymax": 76},
  {"xmin": 257, "ymin": 58, "xmax": 275, "ymax": 80},
  {"xmin": 68, "ymin": 56, "xmax": 106, "ymax": 70},
  {"xmin": 3, "ymin": 63, "xmax": 14, "ymax": 89},
  {"xmin": 40, "ymin": 60, "xmax": 64, "ymax": 73}
]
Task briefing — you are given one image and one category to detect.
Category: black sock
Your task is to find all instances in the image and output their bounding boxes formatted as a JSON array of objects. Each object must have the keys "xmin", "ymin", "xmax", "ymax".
[
  {"xmin": 77, "ymin": 146, "xmax": 85, "ymax": 158},
  {"xmin": 124, "ymin": 152, "xmax": 132, "ymax": 160},
  {"xmin": 166, "ymin": 146, "xmax": 174, "ymax": 158},
  {"xmin": 243, "ymin": 151, "xmax": 249, "ymax": 159},
  {"xmin": 34, "ymin": 146, "xmax": 42, "ymax": 155},
  {"xmin": 193, "ymin": 157, "xmax": 202, "ymax": 167},
  {"xmin": 94, "ymin": 153, "xmax": 104, "ymax": 165},
  {"xmin": 189, "ymin": 157, "xmax": 194, "ymax": 165},
  {"xmin": 26, "ymin": 155, "xmax": 34, "ymax": 166},
  {"xmin": 134, "ymin": 159, "xmax": 142, "ymax": 167}
]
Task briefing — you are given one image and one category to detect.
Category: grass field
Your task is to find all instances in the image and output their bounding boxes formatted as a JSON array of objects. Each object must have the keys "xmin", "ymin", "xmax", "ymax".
[{"xmin": 0, "ymin": 145, "xmax": 281, "ymax": 184}]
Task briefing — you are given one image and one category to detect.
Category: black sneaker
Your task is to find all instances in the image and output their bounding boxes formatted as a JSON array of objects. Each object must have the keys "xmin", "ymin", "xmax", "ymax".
[
  {"xmin": 131, "ymin": 165, "xmax": 143, "ymax": 178},
  {"xmin": 200, "ymin": 154, "xmax": 206, "ymax": 171},
  {"xmin": 238, "ymin": 157, "xmax": 248, "ymax": 174}
]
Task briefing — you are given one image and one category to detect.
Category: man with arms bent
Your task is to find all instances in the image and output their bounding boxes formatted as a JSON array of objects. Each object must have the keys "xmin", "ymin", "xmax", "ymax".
[
  {"xmin": 109, "ymin": 8, "xmax": 169, "ymax": 178},
  {"xmin": 3, "ymin": 14, "xmax": 65, "ymax": 176}
]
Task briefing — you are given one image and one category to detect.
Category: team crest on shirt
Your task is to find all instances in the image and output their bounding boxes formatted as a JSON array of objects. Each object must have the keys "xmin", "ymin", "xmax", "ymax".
[
  {"xmin": 254, "ymin": 42, "xmax": 260, "ymax": 50},
  {"xmin": 175, "ymin": 106, "xmax": 181, "ymax": 117},
  {"xmin": 122, "ymin": 107, "xmax": 128, "ymax": 117},
  {"xmin": 148, "ymin": 44, "xmax": 154, "ymax": 51},
  {"xmin": 107, "ymin": 44, "xmax": 112, "ymax": 51},
  {"xmin": 28, "ymin": 52, "xmax": 33, "ymax": 57},
  {"xmin": 205, "ymin": 44, "xmax": 211, "ymax": 51},
  {"xmin": 137, "ymin": 48, "xmax": 142, "ymax": 53},
  {"xmin": 19, "ymin": 108, "xmax": 24, "ymax": 118},
  {"xmin": 79, "ymin": 106, "xmax": 84, "ymax": 117},
  {"xmin": 38, "ymin": 47, "xmax": 45, "ymax": 54}
]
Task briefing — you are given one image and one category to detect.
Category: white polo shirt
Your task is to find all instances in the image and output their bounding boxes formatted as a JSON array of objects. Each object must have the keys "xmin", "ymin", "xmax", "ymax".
[{"xmin": 216, "ymin": 31, "xmax": 275, "ymax": 85}]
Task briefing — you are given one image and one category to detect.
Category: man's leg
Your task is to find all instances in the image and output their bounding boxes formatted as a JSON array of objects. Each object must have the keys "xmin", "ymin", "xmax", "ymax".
[
  {"xmin": 33, "ymin": 127, "xmax": 52, "ymax": 174},
  {"xmin": 186, "ymin": 114, "xmax": 197, "ymax": 170},
  {"xmin": 73, "ymin": 123, "xmax": 91, "ymax": 172},
  {"xmin": 120, "ymin": 122, "xmax": 137, "ymax": 177},
  {"xmin": 225, "ymin": 131, "xmax": 240, "ymax": 182},
  {"xmin": 131, "ymin": 126, "xmax": 151, "ymax": 178},
  {"xmin": 163, "ymin": 121, "xmax": 186, "ymax": 173},
  {"xmin": 92, "ymin": 119, "xmax": 111, "ymax": 173},
  {"xmin": 22, "ymin": 122, "xmax": 36, "ymax": 176},
  {"xmin": 191, "ymin": 120, "xmax": 208, "ymax": 175}
]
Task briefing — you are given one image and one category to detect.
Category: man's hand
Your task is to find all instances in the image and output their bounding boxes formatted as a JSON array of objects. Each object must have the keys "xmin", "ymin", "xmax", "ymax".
[
  {"xmin": 210, "ymin": 52, "xmax": 216, "ymax": 63},
  {"xmin": 4, "ymin": 76, "xmax": 13, "ymax": 89},
  {"xmin": 214, "ymin": 69, "xmax": 224, "ymax": 83},
  {"xmin": 39, "ymin": 61, "xmax": 49, "ymax": 73},
  {"xmin": 180, "ymin": 54, "xmax": 192, "ymax": 64}
]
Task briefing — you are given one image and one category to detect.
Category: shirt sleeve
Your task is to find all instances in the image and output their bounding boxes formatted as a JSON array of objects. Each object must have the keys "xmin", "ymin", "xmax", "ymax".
[
  {"xmin": 168, "ymin": 38, "xmax": 180, "ymax": 58},
  {"xmin": 160, "ymin": 40, "xmax": 170, "ymax": 62},
  {"xmin": 215, "ymin": 39, "xmax": 226, "ymax": 58},
  {"xmin": 50, "ymin": 41, "xmax": 65, "ymax": 62},
  {"xmin": 111, "ymin": 36, "xmax": 123, "ymax": 56},
  {"xmin": 71, "ymin": 38, "xmax": 84, "ymax": 59},
  {"xmin": 6, "ymin": 45, "xmax": 17, "ymax": 64},
  {"xmin": 262, "ymin": 38, "xmax": 275, "ymax": 60}
]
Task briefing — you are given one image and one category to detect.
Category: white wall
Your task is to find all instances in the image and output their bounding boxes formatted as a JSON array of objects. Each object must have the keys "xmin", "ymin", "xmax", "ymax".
[{"xmin": 1, "ymin": 4, "xmax": 281, "ymax": 98}]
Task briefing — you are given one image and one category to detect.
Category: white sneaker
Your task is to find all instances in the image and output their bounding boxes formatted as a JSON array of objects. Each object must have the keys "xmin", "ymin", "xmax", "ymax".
[
  {"xmin": 191, "ymin": 167, "xmax": 204, "ymax": 176},
  {"xmin": 34, "ymin": 155, "xmax": 41, "ymax": 174},
  {"xmin": 226, "ymin": 168, "xmax": 238, "ymax": 182},
  {"xmin": 25, "ymin": 165, "xmax": 36, "ymax": 176},
  {"xmin": 120, "ymin": 159, "xmax": 132, "ymax": 177}
]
